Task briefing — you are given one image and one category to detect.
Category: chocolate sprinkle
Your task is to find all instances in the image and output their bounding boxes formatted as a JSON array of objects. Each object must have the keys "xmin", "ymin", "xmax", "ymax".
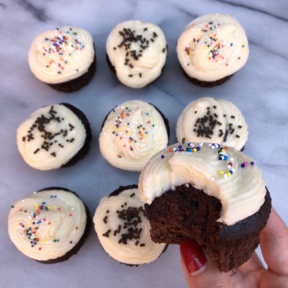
[
  {"xmin": 22, "ymin": 105, "xmax": 77, "ymax": 158},
  {"xmin": 193, "ymin": 105, "xmax": 241, "ymax": 143}
]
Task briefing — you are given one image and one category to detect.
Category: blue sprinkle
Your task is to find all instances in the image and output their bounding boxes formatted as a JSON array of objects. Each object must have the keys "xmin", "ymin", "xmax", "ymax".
[
  {"xmin": 241, "ymin": 163, "xmax": 245, "ymax": 168},
  {"xmin": 178, "ymin": 145, "xmax": 182, "ymax": 149},
  {"xmin": 161, "ymin": 155, "xmax": 165, "ymax": 159},
  {"xmin": 250, "ymin": 161, "xmax": 255, "ymax": 165},
  {"xmin": 197, "ymin": 147, "xmax": 201, "ymax": 151}
]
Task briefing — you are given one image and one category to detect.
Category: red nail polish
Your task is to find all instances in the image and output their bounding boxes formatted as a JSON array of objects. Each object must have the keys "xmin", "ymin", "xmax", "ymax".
[{"xmin": 180, "ymin": 239, "xmax": 206, "ymax": 274}]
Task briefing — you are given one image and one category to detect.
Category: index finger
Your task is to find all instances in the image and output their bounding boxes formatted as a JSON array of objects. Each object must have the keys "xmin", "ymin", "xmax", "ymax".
[{"xmin": 260, "ymin": 208, "xmax": 288, "ymax": 276}]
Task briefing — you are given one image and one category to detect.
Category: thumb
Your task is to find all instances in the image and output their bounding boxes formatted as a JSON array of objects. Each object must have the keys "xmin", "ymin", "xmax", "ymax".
[{"xmin": 180, "ymin": 239, "xmax": 229, "ymax": 288}]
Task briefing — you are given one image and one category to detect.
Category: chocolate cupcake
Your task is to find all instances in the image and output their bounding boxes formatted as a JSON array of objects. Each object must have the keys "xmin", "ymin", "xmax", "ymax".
[
  {"xmin": 28, "ymin": 26, "xmax": 96, "ymax": 92},
  {"xmin": 99, "ymin": 100, "xmax": 169, "ymax": 171},
  {"xmin": 93, "ymin": 185, "xmax": 167, "ymax": 266},
  {"xmin": 106, "ymin": 20, "xmax": 167, "ymax": 88},
  {"xmin": 139, "ymin": 142, "xmax": 271, "ymax": 272},
  {"xmin": 176, "ymin": 13, "xmax": 249, "ymax": 87},
  {"xmin": 17, "ymin": 103, "xmax": 92, "ymax": 170},
  {"xmin": 8, "ymin": 187, "xmax": 90, "ymax": 263},
  {"xmin": 176, "ymin": 97, "xmax": 248, "ymax": 150}
]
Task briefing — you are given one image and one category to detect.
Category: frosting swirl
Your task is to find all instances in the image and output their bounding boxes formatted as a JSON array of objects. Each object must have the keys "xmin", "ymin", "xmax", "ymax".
[
  {"xmin": 17, "ymin": 104, "xmax": 87, "ymax": 170},
  {"xmin": 93, "ymin": 187, "xmax": 166, "ymax": 265},
  {"xmin": 106, "ymin": 20, "xmax": 167, "ymax": 88},
  {"xmin": 139, "ymin": 142, "xmax": 266, "ymax": 225},
  {"xmin": 29, "ymin": 26, "xmax": 95, "ymax": 84},
  {"xmin": 8, "ymin": 188, "xmax": 87, "ymax": 261},
  {"xmin": 176, "ymin": 97, "xmax": 248, "ymax": 150},
  {"xmin": 99, "ymin": 100, "xmax": 168, "ymax": 171},
  {"xmin": 177, "ymin": 13, "xmax": 249, "ymax": 81}
]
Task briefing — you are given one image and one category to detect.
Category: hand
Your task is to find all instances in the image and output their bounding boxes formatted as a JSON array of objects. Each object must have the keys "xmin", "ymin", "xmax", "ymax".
[{"xmin": 180, "ymin": 208, "xmax": 288, "ymax": 288}]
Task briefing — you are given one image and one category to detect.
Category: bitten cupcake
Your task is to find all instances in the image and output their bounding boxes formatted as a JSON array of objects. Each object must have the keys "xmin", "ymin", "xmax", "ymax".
[
  {"xmin": 99, "ymin": 100, "xmax": 169, "ymax": 171},
  {"xmin": 28, "ymin": 26, "xmax": 96, "ymax": 92},
  {"xmin": 176, "ymin": 97, "xmax": 248, "ymax": 150},
  {"xmin": 139, "ymin": 142, "xmax": 271, "ymax": 272},
  {"xmin": 93, "ymin": 185, "xmax": 167, "ymax": 266},
  {"xmin": 8, "ymin": 187, "xmax": 90, "ymax": 263},
  {"xmin": 17, "ymin": 103, "xmax": 92, "ymax": 170},
  {"xmin": 176, "ymin": 13, "xmax": 249, "ymax": 87},
  {"xmin": 106, "ymin": 20, "xmax": 167, "ymax": 88}
]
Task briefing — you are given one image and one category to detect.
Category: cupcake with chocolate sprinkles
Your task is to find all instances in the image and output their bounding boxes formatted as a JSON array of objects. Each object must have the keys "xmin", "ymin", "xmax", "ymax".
[
  {"xmin": 176, "ymin": 13, "xmax": 249, "ymax": 87},
  {"xmin": 8, "ymin": 187, "xmax": 90, "ymax": 263},
  {"xmin": 28, "ymin": 26, "xmax": 96, "ymax": 92},
  {"xmin": 17, "ymin": 103, "xmax": 92, "ymax": 170},
  {"xmin": 99, "ymin": 100, "xmax": 169, "ymax": 171},
  {"xmin": 106, "ymin": 20, "xmax": 167, "ymax": 88},
  {"xmin": 176, "ymin": 97, "xmax": 248, "ymax": 150},
  {"xmin": 93, "ymin": 185, "xmax": 167, "ymax": 266}
]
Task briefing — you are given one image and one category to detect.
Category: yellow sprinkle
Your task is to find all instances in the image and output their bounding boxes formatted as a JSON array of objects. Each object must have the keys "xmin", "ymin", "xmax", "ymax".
[
  {"xmin": 48, "ymin": 206, "xmax": 51, "ymax": 210},
  {"xmin": 42, "ymin": 240, "xmax": 46, "ymax": 244},
  {"xmin": 54, "ymin": 205, "xmax": 58, "ymax": 209},
  {"xmin": 227, "ymin": 172, "xmax": 231, "ymax": 177},
  {"xmin": 219, "ymin": 170, "xmax": 224, "ymax": 175},
  {"xmin": 193, "ymin": 148, "xmax": 197, "ymax": 152}
]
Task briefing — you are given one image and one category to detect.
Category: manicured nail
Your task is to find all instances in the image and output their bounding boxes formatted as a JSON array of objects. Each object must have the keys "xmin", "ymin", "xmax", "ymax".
[{"xmin": 180, "ymin": 239, "xmax": 207, "ymax": 275}]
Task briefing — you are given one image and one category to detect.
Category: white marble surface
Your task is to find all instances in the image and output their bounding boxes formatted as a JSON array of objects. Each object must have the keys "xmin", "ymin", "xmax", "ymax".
[{"xmin": 1, "ymin": 0, "xmax": 288, "ymax": 287}]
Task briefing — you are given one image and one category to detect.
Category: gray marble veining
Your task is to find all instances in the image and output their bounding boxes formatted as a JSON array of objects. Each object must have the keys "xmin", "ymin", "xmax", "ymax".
[{"xmin": 0, "ymin": 0, "xmax": 287, "ymax": 287}]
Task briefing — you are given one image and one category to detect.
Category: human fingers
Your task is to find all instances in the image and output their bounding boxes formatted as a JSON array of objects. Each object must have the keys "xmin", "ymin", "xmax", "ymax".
[
  {"xmin": 180, "ymin": 239, "xmax": 229, "ymax": 288},
  {"xmin": 260, "ymin": 208, "xmax": 288, "ymax": 276}
]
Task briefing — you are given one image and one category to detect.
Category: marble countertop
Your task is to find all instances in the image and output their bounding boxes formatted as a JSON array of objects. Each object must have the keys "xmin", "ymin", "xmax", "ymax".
[{"xmin": 1, "ymin": 0, "xmax": 287, "ymax": 287}]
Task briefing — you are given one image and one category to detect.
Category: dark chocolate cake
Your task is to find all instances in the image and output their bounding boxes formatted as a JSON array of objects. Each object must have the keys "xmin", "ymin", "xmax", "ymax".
[{"xmin": 145, "ymin": 184, "xmax": 271, "ymax": 272}]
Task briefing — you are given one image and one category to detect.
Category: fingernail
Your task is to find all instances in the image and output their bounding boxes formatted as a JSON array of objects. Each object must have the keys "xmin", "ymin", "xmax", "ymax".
[{"xmin": 180, "ymin": 239, "xmax": 207, "ymax": 275}]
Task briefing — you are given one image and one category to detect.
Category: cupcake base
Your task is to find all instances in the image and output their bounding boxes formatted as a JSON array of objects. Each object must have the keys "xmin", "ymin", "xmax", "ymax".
[
  {"xmin": 60, "ymin": 103, "xmax": 92, "ymax": 168},
  {"xmin": 48, "ymin": 48, "xmax": 96, "ymax": 93},
  {"xmin": 145, "ymin": 184, "xmax": 271, "ymax": 272}
]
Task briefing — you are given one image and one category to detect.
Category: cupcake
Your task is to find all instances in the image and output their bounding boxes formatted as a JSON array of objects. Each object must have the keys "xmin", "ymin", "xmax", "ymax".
[
  {"xmin": 28, "ymin": 26, "xmax": 96, "ymax": 92},
  {"xmin": 99, "ymin": 100, "xmax": 169, "ymax": 171},
  {"xmin": 8, "ymin": 187, "xmax": 90, "ymax": 263},
  {"xmin": 17, "ymin": 103, "xmax": 92, "ymax": 170},
  {"xmin": 93, "ymin": 185, "xmax": 167, "ymax": 266},
  {"xmin": 139, "ymin": 142, "xmax": 271, "ymax": 272},
  {"xmin": 176, "ymin": 13, "xmax": 249, "ymax": 87},
  {"xmin": 106, "ymin": 20, "xmax": 167, "ymax": 88},
  {"xmin": 176, "ymin": 97, "xmax": 248, "ymax": 150}
]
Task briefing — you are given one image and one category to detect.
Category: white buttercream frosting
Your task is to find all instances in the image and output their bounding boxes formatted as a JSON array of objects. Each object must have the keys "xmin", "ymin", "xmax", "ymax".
[
  {"xmin": 94, "ymin": 187, "xmax": 166, "ymax": 265},
  {"xmin": 176, "ymin": 97, "xmax": 248, "ymax": 150},
  {"xmin": 139, "ymin": 142, "xmax": 266, "ymax": 225},
  {"xmin": 176, "ymin": 13, "xmax": 249, "ymax": 81},
  {"xmin": 8, "ymin": 189, "xmax": 87, "ymax": 261},
  {"xmin": 17, "ymin": 104, "xmax": 87, "ymax": 170},
  {"xmin": 106, "ymin": 20, "xmax": 167, "ymax": 88},
  {"xmin": 29, "ymin": 26, "xmax": 95, "ymax": 84},
  {"xmin": 99, "ymin": 100, "xmax": 168, "ymax": 171}
]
